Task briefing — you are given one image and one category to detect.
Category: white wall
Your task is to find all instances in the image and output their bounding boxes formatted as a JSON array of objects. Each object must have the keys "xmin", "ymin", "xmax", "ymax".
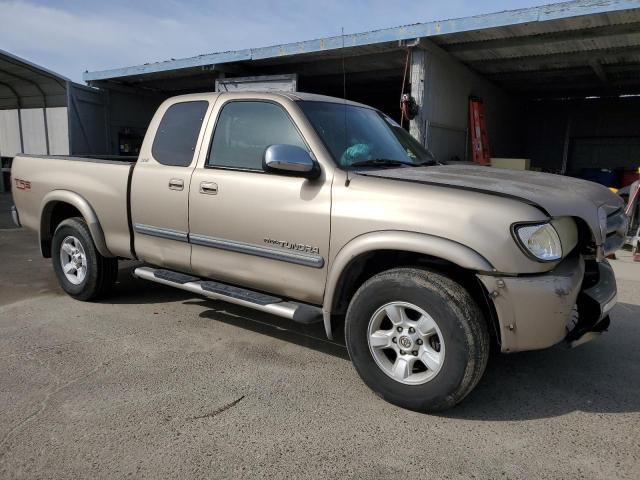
[
  {"xmin": 20, "ymin": 108, "xmax": 47, "ymax": 154},
  {"xmin": 419, "ymin": 39, "xmax": 523, "ymax": 163},
  {"xmin": 0, "ymin": 110, "xmax": 22, "ymax": 157},
  {"xmin": 46, "ymin": 107, "xmax": 70, "ymax": 155},
  {"xmin": 0, "ymin": 107, "xmax": 69, "ymax": 157}
]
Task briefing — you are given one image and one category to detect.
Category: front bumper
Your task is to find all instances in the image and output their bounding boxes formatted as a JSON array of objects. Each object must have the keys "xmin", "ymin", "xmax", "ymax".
[
  {"xmin": 11, "ymin": 205, "xmax": 21, "ymax": 227},
  {"xmin": 477, "ymin": 254, "xmax": 617, "ymax": 352},
  {"xmin": 565, "ymin": 261, "xmax": 616, "ymax": 347}
]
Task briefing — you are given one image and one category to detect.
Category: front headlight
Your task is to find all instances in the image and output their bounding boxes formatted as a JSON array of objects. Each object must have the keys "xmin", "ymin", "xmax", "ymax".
[{"xmin": 514, "ymin": 223, "xmax": 562, "ymax": 261}]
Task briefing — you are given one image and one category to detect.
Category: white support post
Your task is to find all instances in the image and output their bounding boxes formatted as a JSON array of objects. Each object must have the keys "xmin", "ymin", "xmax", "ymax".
[{"xmin": 409, "ymin": 48, "xmax": 427, "ymax": 146}]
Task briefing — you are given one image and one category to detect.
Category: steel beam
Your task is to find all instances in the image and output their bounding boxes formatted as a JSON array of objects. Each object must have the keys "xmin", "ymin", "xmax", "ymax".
[
  {"xmin": 0, "ymin": 80, "xmax": 20, "ymax": 109},
  {"xmin": 0, "ymin": 69, "xmax": 52, "ymax": 153},
  {"xmin": 409, "ymin": 49, "xmax": 427, "ymax": 146}
]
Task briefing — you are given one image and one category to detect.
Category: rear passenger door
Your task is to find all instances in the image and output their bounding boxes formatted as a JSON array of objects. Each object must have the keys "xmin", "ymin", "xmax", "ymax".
[
  {"xmin": 131, "ymin": 99, "xmax": 211, "ymax": 271},
  {"xmin": 188, "ymin": 97, "xmax": 332, "ymax": 304}
]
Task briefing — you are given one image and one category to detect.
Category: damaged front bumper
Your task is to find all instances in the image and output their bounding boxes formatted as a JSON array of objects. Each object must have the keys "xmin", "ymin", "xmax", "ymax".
[
  {"xmin": 565, "ymin": 261, "xmax": 616, "ymax": 348},
  {"xmin": 477, "ymin": 254, "xmax": 616, "ymax": 352}
]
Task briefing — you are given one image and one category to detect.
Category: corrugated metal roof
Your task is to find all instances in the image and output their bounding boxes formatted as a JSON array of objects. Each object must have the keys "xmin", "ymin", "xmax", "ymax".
[
  {"xmin": 83, "ymin": 0, "xmax": 640, "ymax": 97},
  {"xmin": 0, "ymin": 49, "xmax": 70, "ymax": 109},
  {"xmin": 433, "ymin": 6, "xmax": 640, "ymax": 43}
]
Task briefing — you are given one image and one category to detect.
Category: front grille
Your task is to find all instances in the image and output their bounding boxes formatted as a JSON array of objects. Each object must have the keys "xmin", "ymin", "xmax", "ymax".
[{"xmin": 604, "ymin": 208, "xmax": 629, "ymax": 255}]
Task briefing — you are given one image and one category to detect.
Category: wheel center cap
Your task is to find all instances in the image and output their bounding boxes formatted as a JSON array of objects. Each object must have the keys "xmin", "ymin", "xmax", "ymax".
[{"xmin": 398, "ymin": 335, "xmax": 413, "ymax": 350}]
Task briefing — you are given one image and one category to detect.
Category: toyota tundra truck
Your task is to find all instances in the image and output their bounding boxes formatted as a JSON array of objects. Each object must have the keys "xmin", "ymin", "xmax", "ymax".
[{"xmin": 10, "ymin": 92, "xmax": 628, "ymax": 411}]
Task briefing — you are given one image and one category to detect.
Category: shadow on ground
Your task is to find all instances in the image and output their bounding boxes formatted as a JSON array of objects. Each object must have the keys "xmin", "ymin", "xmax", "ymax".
[
  {"xmin": 187, "ymin": 297, "xmax": 640, "ymax": 420},
  {"xmin": 104, "ymin": 263, "xmax": 194, "ymax": 305},
  {"xmin": 107, "ymin": 266, "xmax": 640, "ymax": 419},
  {"xmin": 79, "ymin": 259, "xmax": 640, "ymax": 420},
  {"xmin": 108, "ymin": 265, "xmax": 349, "ymax": 359},
  {"xmin": 445, "ymin": 302, "xmax": 640, "ymax": 420},
  {"xmin": 192, "ymin": 299, "xmax": 350, "ymax": 360}
]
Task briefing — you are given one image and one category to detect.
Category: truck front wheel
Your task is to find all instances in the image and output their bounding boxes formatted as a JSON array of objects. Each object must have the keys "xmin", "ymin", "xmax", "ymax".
[
  {"xmin": 345, "ymin": 268, "xmax": 489, "ymax": 412},
  {"xmin": 51, "ymin": 217, "xmax": 118, "ymax": 301}
]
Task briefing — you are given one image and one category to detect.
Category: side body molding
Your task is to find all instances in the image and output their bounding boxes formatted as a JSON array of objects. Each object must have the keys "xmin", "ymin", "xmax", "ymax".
[
  {"xmin": 40, "ymin": 190, "xmax": 114, "ymax": 258},
  {"xmin": 321, "ymin": 231, "xmax": 494, "ymax": 338}
]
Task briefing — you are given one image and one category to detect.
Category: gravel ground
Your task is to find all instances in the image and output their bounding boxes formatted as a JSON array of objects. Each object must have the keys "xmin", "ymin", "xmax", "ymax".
[{"xmin": 1, "ymin": 199, "xmax": 639, "ymax": 479}]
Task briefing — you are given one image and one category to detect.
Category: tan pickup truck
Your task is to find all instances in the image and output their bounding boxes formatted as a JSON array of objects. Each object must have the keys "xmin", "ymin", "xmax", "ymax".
[{"xmin": 11, "ymin": 92, "xmax": 628, "ymax": 411}]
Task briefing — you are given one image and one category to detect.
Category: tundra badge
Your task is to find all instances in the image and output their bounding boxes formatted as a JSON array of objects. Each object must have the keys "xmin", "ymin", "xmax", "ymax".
[{"xmin": 264, "ymin": 238, "xmax": 320, "ymax": 255}]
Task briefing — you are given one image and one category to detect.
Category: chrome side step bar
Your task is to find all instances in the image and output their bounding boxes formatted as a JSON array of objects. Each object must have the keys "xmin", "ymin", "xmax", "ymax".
[{"xmin": 133, "ymin": 266, "xmax": 323, "ymax": 324}]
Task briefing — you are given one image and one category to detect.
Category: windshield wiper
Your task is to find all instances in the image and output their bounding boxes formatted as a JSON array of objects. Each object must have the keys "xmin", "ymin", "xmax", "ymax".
[{"xmin": 350, "ymin": 159, "xmax": 413, "ymax": 168}]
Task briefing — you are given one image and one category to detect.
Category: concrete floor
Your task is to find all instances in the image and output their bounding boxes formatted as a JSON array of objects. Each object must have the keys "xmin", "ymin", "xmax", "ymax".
[{"xmin": 1, "ymin": 194, "xmax": 639, "ymax": 479}]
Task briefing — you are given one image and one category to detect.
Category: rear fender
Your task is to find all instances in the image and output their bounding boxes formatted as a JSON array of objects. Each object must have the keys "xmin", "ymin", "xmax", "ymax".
[{"xmin": 40, "ymin": 190, "xmax": 113, "ymax": 258}]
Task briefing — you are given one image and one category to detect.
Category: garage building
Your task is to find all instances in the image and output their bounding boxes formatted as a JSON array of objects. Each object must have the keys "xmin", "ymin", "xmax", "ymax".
[
  {"xmin": 49, "ymin": 0, "xmax": 640, "ymax": 188},
  {"xmin": 0, "ymin": 49, "xmax": 113, "ymax": 191}
]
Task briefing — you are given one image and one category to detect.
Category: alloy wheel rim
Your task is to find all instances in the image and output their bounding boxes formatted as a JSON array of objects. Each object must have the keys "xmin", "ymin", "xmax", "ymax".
[
  {"xmin": 367, "ymin": 301, "xmax": 445, "ymax": 385},
  {"xmin": 59, "ymin": 236, "xmax": 87, "ymax": 285}
]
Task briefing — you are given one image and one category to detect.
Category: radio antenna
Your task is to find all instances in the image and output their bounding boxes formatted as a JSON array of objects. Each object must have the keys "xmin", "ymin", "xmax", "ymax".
[
  {"xmin": 342, "ymin": 27, "xmax": 347, "ymax": 101},
  {"xmin": 342, "ymin": 27, "xmax": 351, "ymax": 187}
]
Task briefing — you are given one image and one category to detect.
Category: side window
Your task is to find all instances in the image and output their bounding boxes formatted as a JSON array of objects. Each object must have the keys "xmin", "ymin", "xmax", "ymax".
[
  {"xmin": 152, "ymin": 101, "xmax": 208, "ymax": 166},
  {"xmin": 207, "ymin": 101, "xmax": 306, "ymax": 170}
]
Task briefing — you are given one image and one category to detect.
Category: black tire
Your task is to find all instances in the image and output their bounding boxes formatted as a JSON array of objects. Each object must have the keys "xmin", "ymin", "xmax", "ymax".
[
  {"xmin": 51, "ymin": 217, "xmax": 118, "ymax": 301},
  {"xmin": 345, "ymin": 268, "xmax": 489, "ymax": 412}
]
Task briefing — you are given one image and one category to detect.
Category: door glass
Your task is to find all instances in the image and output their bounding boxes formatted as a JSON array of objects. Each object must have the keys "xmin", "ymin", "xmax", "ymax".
[
  {"xmin": 207, "ymin": 101, "xmax": 306, "ymax": 170},
  {"xmin": 152, "ymin": 101, "xmax": 209, "ymax": 166}
]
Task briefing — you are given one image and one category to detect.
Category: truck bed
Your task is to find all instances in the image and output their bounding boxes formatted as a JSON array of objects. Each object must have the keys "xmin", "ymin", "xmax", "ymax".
[{"xmin": 11, "ymin": 154, "xmax": 136, "ymax": 258}]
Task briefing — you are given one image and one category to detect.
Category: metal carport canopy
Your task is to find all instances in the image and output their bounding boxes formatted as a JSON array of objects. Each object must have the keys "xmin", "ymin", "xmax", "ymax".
[
  {"xmin": 0, "ymin": 49, "xmax": 69, "ymax": 110},
  {"xmin": 83, "ymin": 0, "xmax": 640, "ymax": 98}
]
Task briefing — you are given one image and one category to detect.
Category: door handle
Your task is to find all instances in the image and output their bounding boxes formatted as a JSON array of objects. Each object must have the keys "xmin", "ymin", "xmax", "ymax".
[
  {"xmin": 200, "ymin": 181, "xmax": 218, "ymax": 195},
  {"xmin": 168, "ymin": 178, "xmax": 184, "ymax": 191}
]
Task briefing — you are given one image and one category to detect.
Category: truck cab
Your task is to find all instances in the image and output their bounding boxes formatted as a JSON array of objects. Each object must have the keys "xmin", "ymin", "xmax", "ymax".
[{"xmin": 131, "ymin": 93, "xmax": 332, "ymax": 305}]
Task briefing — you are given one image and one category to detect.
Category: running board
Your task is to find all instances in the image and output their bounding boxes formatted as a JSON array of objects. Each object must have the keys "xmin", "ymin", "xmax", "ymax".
[{"xmin": 133, "ymin": 267, "xmax": 323, "ymax": 324}]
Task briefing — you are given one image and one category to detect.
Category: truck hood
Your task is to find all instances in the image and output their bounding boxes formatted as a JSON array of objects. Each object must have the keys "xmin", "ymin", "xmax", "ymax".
[{"xmin": 357, "ymin": 164, "xmax": 624, "ymax": 243}]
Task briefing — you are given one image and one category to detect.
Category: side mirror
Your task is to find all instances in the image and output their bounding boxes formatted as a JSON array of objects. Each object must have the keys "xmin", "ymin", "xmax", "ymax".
[{"xmin": 263, "ymin": 144, "xmax": 320, "ymax": 179}]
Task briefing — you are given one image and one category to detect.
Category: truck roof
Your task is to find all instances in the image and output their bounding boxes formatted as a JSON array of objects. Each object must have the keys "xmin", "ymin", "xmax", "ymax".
[
  {"xmin": 165, "ymin": 91, "xmax": 371, "ymax": 109},
  {"xmin": 276, "ymin": 91, "xmax": 370, "ymax": 109}
]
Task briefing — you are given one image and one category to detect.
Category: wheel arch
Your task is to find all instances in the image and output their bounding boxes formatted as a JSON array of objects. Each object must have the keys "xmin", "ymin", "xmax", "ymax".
[
  {"xmin": 322, "ymin": 231, "xmax": 496, "ymax": 339},
  {"xmin": 39, "ymin": 190, "xmax": 113, "ymax": 258}
]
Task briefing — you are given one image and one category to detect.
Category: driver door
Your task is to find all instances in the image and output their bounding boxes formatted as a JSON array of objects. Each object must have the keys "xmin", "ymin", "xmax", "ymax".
[{"xmin": 188, "ymin": 97, "xmax": 332, "ymax": 304}]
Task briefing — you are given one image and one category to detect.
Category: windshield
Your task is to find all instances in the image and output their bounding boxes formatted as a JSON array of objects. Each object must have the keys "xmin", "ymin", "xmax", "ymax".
[{"xmin": 298, "ymin": 101, "xmax": 435, "ymax": 168}]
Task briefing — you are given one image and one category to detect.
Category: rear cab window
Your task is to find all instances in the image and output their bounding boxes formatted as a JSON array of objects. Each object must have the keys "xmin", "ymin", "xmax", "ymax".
[
  {"xmin": 207, "ymin": 101, "xmax": 307, "ymax": 170},
  {"xmin": 152, "ymin": 101, "xmax": 209, "ymax": 166}
]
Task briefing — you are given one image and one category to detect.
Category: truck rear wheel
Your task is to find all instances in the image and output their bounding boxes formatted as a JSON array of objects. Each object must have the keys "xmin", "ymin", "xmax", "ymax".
[
  {"xmin": 51, "ymin": 217, "xmax": 118, "ymax": 301},
  {"xmin": 345, "ymin": 268, "xmax": 489, "ymax": 412}
]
